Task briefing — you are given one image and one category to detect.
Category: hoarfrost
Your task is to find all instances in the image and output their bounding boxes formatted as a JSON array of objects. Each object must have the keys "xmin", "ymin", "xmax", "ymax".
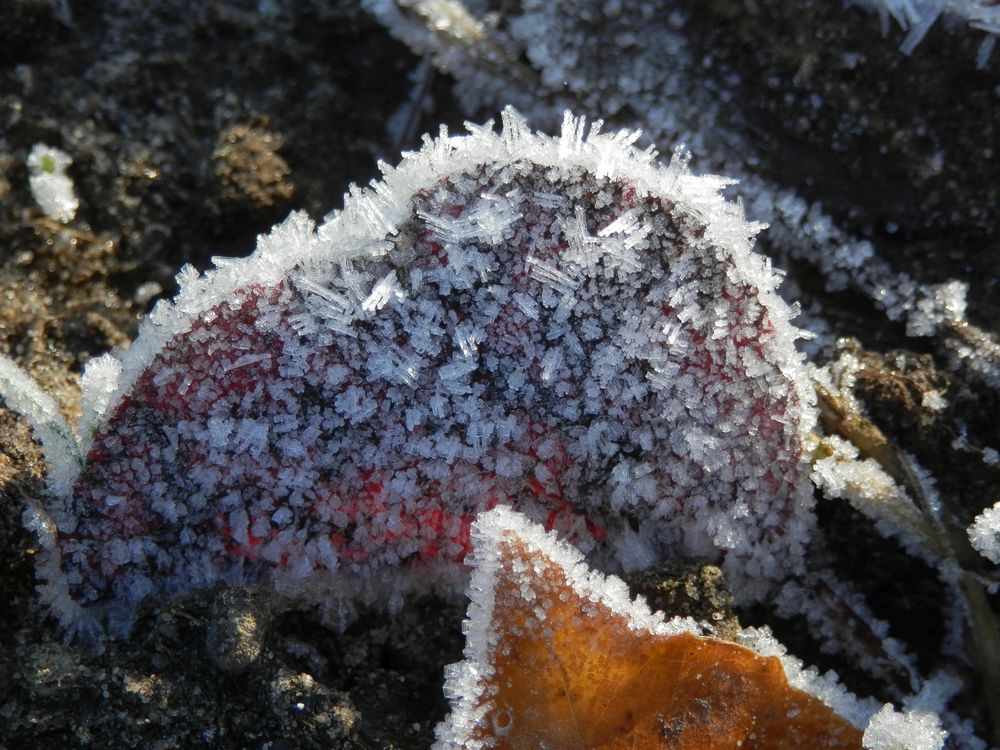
[
  {"xmin": 862, "ymin": 704, "xmax": 946, "ymax": 750},
  {"xmin": 435, "ymin": 506, "xmax": 935, "ymax": 749},
  {"xmin": 15, "ymin": 109, "xmax": 815, "ymax": 635},
  {"xmin": 968, "ymin": 501, "xmax": 1000, "ymax": 564},
  {"xmin": 811, "ymin": 434, "xmax": 947, "ymax": 565},
  {"xmin": 851, "ymin": 0, "xmax": 1000, "ymax": 52},
  {"xmin": 0, "ymin": 355, "xmax": 81, "ymax": 499},
  {"xmin": 26, "ymin": 144, "xmax": 79, "ymax": 223},
  {"xmin": 366, "ymin": 0, "xmax": 1000, "ymax": 391}
]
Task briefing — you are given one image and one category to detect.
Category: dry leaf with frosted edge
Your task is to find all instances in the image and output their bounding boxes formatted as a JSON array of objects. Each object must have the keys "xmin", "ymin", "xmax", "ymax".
[{"xmin": 435, "ymin": 506, "xmax": 888, "ymax": 749}]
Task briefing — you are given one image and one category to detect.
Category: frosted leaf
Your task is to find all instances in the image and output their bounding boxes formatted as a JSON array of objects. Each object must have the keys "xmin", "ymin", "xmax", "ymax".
[
  {"xmin": 435, "ymin": 506, "xmax": 926, "ymax": 750},
  {"xmin": 20, "ymin": 108, "xmax": 817, "ymax": 635}
]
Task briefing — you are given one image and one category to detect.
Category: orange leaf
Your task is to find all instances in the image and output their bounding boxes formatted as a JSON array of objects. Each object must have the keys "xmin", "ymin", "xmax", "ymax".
[{"xmin": 436, "ymin": 508, "xmax": 865, "ymax": 749}]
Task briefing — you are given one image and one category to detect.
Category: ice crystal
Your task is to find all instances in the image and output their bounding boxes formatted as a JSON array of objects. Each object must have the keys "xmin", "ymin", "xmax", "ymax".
[
  {"xmin": 7, "ymin": 108, "xmax": 816, "ymax": 635},
  {"xmin": 862, "ymin": 704, "xmax": 947, "ymax": 750},
  {"xmin": 968, "ymin": 501, "xmax": 1000, "ymax": 565},
  {"xmin": 850, "ymin": 0, "xmax": 1000, "ymax": 54},
  {"xmin": 26, "ymin": 143, "xmax": 79, "ymax": 223},
  {"xmin": 435, "ymin": 506, "xmax": 943, "ymax": 750}
]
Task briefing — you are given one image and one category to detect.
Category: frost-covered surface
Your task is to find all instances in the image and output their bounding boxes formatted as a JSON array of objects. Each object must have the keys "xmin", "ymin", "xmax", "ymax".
[
  {"xmin": 812, "ymin": 431, "xmax": 950, "ymax": 566},
  {"xmin": 0, "ymin": 2, "xmax": 994, "ymax": 747},
  {"xmin": 26, "ymin": 143, "xmax": 79, "ymax": 223},
  {"xmin": 365, "ymin": 0, "xmax": 1000, "ymax": 392},
  {"xmin": 863, "ymin": 704, "xmax": 948, "ymax": 750},
  {"xmin": 811, "ymin": 352, "xmax": 941, "ymax": 564},
  {"xmin": 968, "ymin": 501, "xmax": 1000, "ymax": 564},
  {"xmin": 21, "ymin": 108, "xmax": 817, "ymax": 635},
  {"xmin": 762, "ymin": 194, "xmax": 1000, "ymax": 388},
  {"xmin": 775, "ymin": 573, "xmax": 923, "ymax": 692},
  {"xmin": 0, "ymin": 355, "xmax": 81, "ymax": 498},
  {"xmin": 435, "ymin": 506, "xmax": 943, "ymax": 749},
  {"xmin": 810, "ymin": 351, "xmax": 960, "ymax": 572},
  {"xmin": 851, "ymin": 0, "xmax": 1000, "ymax": 54}
]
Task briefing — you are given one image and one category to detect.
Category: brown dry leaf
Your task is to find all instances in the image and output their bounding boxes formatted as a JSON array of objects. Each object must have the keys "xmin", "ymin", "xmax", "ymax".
[{"xmin": 437, "ymin": 508, "xmax": 864, "ymax": 749}]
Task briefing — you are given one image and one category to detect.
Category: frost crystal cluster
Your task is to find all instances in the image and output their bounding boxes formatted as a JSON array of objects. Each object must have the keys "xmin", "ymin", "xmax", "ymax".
[
  {"xmin": 13, "ymin": 109, "xmax": 815, "ymax": 635},
  {"xmin": 851, "ymin": 0, "xmax": 1000, "ymax": 55},
  {"xmin": 26, "ymin": 143, "xmax": 79, "ymax": 223},
  {"xmin": 968, "ymin": 500, "xmax": 1000, "ymax": 565}
]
